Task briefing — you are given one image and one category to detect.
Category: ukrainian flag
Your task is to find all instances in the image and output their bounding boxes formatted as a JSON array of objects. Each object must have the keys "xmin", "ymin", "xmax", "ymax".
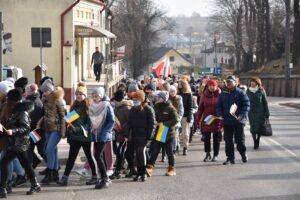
[
  {"xmin": 155, "ymin": 124, "xmax": 169, "ymax": 143},
  {"xmin": 64, "ymin": 110, "xmax": 80, "ymax": 123}
]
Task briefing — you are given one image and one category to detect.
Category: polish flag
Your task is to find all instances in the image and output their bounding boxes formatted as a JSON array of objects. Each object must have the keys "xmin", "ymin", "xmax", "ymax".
[{"xmin": 152, "ymin": 57, "xmax": 171, "ymax": 77}]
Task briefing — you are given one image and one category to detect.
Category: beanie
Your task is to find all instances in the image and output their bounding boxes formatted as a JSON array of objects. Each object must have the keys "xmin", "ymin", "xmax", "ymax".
[
  {"xmin": 132, "ymin": 90, "xmax": 145, "ymax": 102},
  {"xmin": 25, "ymin": 83, "xmax": 38, "ymax": 96},
  {"xmin": 207, "ymin": 79, "xmax": 218, "ymax": 87},
  {"xmin": 76, "ymin": 82, "xmax": 87, "ymax": 97},
  {"xmin": 127, "ymin": 82, "xmax": 139, "ymax": 93},
  {"xmin": 0, "ymin": 82, "xmax": 9, "ymax": 95},
  {"xmin": 7, "ymin": 88, "xmax": 22, "ymax": 102},
  {"xmin": 40, "ymin": 79, "xmax": 55, "ymax": 93},
  {"xmin": 14, "ymin": 77, "xmax": 28, "ymax": 93},
  {"xmin": 145, "ymin": 83, "xmax": 156, "ymax": 91},
  {"xmin": 157, "ymin": 91, "xmax": 169, "ymax": 102},
  {"xmin": 114, "ymin": 90, "xmax": 125, "ymax": 102},
  {"xmin": 92, "ymin": 87, "xmax": 105, "ymax": 98}
]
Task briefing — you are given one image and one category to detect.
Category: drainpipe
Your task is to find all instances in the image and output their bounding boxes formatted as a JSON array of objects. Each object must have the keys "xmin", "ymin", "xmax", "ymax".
[{"xmin": 60, "ymin": 0, "xmax": 106, "ymax": 87}]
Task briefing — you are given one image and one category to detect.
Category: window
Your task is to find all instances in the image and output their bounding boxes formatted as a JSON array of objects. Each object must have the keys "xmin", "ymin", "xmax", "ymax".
[
  {"xmin": 169, "ymin": 56, "xmax": 175, "ymax": 62},
  {"xmin": 81, "ymin": 11, "xmax": 84, "ymax": 18},
  {"xmin": 77, "ymin": 10, "xmax": 80, "ymax": 18}
]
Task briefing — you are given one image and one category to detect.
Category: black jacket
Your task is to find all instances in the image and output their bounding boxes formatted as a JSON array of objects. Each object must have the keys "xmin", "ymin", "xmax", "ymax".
[
  {"xmin": 126, "ymin": 105, "xmax": 155, "ymax": 145},
  {"xmin": 5, "ymin": 101, "xmax": 33, "ymax": 152},
  {"xmin": 180, "ymin": 93, "xmax": 193, "ymax": 122},
  {"xmin": 26, "ymin": 93, "xmax": 43, "ymax": 131}
]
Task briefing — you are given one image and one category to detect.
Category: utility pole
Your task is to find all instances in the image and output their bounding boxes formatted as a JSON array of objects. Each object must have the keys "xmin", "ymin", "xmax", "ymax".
[
  {"xmin": 214, "ymin": 32, "xmax": 217, "ymax": 68},
  {"xmin": 0, "ymin": 12, "xmax": 3, "ymax": 81},
  {"xmin": 285, "ymin": 0, "xmax": 291, "ymax": 97}
]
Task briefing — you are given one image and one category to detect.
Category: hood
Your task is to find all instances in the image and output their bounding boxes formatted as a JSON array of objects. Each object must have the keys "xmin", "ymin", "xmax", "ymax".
[
  {"xmin": 14, "ymin": 100, "xmax": 34, "ymax": 113},
  {"xmin": 115, "ymin": 100, "xmax": 133, "ymax": 108},
  {"xmin": 47, "ymin": 86, "xmax": 64, "ymax": 103},
  {"xmin": 203, "ymin": 87, "xmax": 221, "ymax": 98}
]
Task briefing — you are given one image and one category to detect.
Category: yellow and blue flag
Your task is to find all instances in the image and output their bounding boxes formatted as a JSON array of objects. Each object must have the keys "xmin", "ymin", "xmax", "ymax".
[
  {"xmin": 64, "ymin": 110, "xmax": 80, "ymax": 123},
  {"xmin": 155, "ymin": 124, "xmax": 169, "ymax": 143}
]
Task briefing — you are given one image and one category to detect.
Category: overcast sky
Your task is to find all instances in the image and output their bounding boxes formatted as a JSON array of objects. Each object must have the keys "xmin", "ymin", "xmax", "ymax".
[{"xmin": 153, "ymin": 0, "xmax": 215, "ymax": 17}]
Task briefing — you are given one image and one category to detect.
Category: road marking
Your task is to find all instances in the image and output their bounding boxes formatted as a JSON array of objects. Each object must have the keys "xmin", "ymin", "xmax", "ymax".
[{"xmin": 265, "ymin": 137, "xmax": 298, "ymax": 157}]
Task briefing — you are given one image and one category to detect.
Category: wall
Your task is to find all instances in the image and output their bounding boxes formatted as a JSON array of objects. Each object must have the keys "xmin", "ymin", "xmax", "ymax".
[{"xmin": 240, "ymin": 75, "xmax": 300, "ymax": 97}]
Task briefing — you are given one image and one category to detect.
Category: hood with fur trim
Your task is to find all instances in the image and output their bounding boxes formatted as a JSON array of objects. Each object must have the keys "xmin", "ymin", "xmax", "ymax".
[{"xmin": 14, "ymin": 100, "xmax": 34, "ymax": 113}]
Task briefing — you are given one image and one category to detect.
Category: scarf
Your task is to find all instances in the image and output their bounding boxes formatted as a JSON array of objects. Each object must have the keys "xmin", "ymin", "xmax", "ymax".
[
  {"xmin": 89, "ymin": 101, "xmax": 109, "ymax": 135},
  {"xmin": 249, "ymin": 86, "xmax": 259, "ymax": 93}
]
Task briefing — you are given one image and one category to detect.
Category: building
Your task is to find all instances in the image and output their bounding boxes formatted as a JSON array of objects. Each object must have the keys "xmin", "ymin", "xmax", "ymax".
[
  {"xmin": 147, "ymin": 47, "xmax": 193, "ymax": 76},
  {"xmin": 0, "ymin": 0, "xmax": 120, "ymax": 103}
]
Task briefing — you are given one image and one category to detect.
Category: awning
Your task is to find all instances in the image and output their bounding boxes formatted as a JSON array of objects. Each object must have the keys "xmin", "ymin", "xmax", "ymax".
[{"xmin": 75, "ymin": 25, "xmax": 116, "ymax": 39}]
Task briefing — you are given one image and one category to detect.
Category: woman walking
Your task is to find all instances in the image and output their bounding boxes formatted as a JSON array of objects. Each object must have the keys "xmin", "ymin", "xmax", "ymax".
[
  {"xmin": 57, "ymin": 83, "xmax": 97, "ymax": 186},
  {"xmin": 246, "ymin": 77, "xmax": 270, "ymax": 149},
  {"xmin": 196, "ymin": 80, "xmax": 223, "ymax": 162},
  {"xmin": 89, "ymin": 87, "xmax": 115, "ymax": 189}
]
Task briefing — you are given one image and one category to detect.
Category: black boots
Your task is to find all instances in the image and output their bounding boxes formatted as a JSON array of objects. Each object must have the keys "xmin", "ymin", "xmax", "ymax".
[
  {"xmin": 41, "ymin": 169, "xmax": 59, "ymax": 184},
  {"xmin": 241, "ymin": 154, "xmax": 248, "ymax": 163},
  {"xmin": 223, "ymin": 158, "xmax": 235, "ymax": 165},
  {"xmin": 183, "ymin": 147, "xmax": 188, "ymax": 156},
  {"xmin": 57, "ymin": 176, "xmax": 68, "ymax": 186},
  {"xmin": 203, "ymin": 153, "xmax": 212, "ymax": 162},
  {"xmin": 0, "ymin": 188, "xmax": 7, "ymax": 198},
  {"xmin": 252, "ymin": 134, "xmax": 260, "ymax": 150},
  {"xmin": 133, "ymin": 174, "xmax": 147, "ymax": 182},
  {"xmin": 85, "ymin": 176, "xmax": 98, "ymax": 185},
  {"xmin": 109, "ymin": 171, "xmax": 121, "ymax": 180},
  {"xmin": 94, "ymin": 178, "xmax": 111, "ymax": 189},
  {"xmin": 26, "ymin": 182, "xmax": 41, "ymax": 195}
]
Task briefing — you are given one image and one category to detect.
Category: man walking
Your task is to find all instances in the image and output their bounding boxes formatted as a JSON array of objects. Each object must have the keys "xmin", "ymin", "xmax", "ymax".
[
  {"xmin": 90, "ymin": 47, "xmax": 104, "ymax": 82},
  {"xmin": 216, "ymin": 75, "xmax": 250, "ymax": 165}
]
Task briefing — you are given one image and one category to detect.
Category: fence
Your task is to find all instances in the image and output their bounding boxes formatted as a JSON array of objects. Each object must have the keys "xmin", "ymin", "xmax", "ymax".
[{"xmin": 240, "ymin": 75, "xmax": 300, "ymax": 97}]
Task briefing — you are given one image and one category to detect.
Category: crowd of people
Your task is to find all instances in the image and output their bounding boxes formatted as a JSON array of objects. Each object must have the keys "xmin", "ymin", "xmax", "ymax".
[{"xmin": 0, "ymin": 73, "xmax": 270, "ymax": 198}]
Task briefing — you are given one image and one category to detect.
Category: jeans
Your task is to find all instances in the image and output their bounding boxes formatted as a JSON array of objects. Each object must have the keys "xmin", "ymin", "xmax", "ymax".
[
  {"xmin": 94, "ymin": 142, "xmax": 108, "ymax": 179},
  {"xmin": 45, "ymin": 131, "xmax": 61, "ymax": 170},
  {"xmin": 203, "ymin": 132, "xmax": 222, "ymax": 156},
  {"xmin": 180, "ymin": 117, "xmax": 191, "ymax": 148},
  {"xmin": 224, "ymin": 124, "xmax": 247, "ymax": 160}
]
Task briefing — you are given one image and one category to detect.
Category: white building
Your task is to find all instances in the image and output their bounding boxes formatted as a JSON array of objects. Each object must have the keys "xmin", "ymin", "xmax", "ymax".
[{"xmin": 0, "ymin": 0, "xmax": 117, "ymax": 103}]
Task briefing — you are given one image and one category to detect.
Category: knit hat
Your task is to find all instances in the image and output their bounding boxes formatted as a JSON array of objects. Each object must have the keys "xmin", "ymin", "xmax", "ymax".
[
  {"xmin": 157, "ymin": 91, "xmax": 169, "ymax": 102},
  {"xmin": 207, "ymin": 79, "xmax": 218, "ymax": 87},
  {"xmin": 40, "ymin": 79, "xmax": 55, "ymax": 93},
  {"xmin": 7, "ymin": 88, "xmax": 22, "ymax": 102},
  {"xmin": 145, "ymin": 83, "xmax": 156, "ymax": 91},
  {"xmin": 114, "ymin": 90, "xmax": 125, "ymax": 102},
  {"xmin": 76, "ymin": 82, "xmax": 87, "ymax": 97},
  {"xmin": 0, "ymin": 82, "xmax": 9, "ymax": 95},
  {"xmin": 92, "ymin": 87, "xmax": 105, "ymax": 98},
  {"xmin": 25, "ymin": 83, "xmax": 38, "ymax": 96},
  {"xmin": 132, "ymin": 90, "xmax": 145, "ymax": 102},
  {"xmin": 169, "ymin": 85, "xmax": 177, "ymax": 93},
  {"xmin": 14, "ymin": 77, "xmax": 28, "ymax": 93},
  {"xmin": 127, "ymin": 82, "xmax": 139, "ymax": 93}
]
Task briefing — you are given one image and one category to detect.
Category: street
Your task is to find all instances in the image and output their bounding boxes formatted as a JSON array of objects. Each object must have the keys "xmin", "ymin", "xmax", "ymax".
[{"xmin": 8, "ymin": 97, "xmax": 300, "ymax": 200}]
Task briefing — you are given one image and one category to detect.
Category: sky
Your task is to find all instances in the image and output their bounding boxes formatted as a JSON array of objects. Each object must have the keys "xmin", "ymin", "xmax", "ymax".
[{"xmin": 153, "ymin": 0, "xmax": 215, "ymax": 17}]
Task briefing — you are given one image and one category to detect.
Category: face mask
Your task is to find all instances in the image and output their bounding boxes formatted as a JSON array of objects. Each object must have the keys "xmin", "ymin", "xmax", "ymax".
[{"xmin": 133, "ymin": 100, "xmax": 141, "ymax": 107}]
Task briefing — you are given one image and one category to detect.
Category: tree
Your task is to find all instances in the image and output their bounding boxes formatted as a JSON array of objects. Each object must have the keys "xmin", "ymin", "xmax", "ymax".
[{"xmin": 112, "ymin": 0, "xmax": 174, "ymax": 78}]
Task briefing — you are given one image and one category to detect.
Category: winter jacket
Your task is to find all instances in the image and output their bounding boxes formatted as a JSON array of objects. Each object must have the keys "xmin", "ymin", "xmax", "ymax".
[
  {"xmin": 5, "ymin": 101, "xmax": 33, "ymax": 152},
  {"xmin": 91, "ymin": 101, "xmax": 115, "ymax": 143},
  {"xmin": 39, "ymin": 87, "xmax": 66, "ymax": 137},
  {"xmin": 180, "ymin": 93, "xmax": 193, "ymax": 123},
  {"xmin": 154, "ymin": 101, "xmax": 179, "ymax": 141},
  {"xmin": 26, "ymin": 93, "xmax": 43, "ymax": 131},
  {"xmin": 216, "ymin": 87, "xmax": 250, "ymax": 125},
  {"xmin": 197, "ymin": 88, "xmax": 223, "ymax": 132},
  {"xmin": 246, "ymin": 88, "xmax": 270, "ymax": 133},
  {"xmin": 126, "ymin": 105, "xmax": 155, "ymax": 145},
  {"xmin": 67, "ymin": 101, "xmax": 92, "ymax": 143},
  {"xmin": 169, "ymin": 95, "xmax": 184, "ymax": 127},
  {"xmin": 114, "ymin": 100, "xmax": 133, "ymax": 143}
]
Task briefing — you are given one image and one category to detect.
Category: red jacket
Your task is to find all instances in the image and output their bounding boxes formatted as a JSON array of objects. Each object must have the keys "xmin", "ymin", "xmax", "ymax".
[{"xmin": 196, "ymin": 88, "xmax": 223, "ymax": 133}]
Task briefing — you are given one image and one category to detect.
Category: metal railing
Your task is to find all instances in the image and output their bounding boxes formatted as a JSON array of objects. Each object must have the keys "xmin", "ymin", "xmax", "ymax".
[{"xmin": 104, "ymin": 59, "xmax": 125, "ymax": 91}]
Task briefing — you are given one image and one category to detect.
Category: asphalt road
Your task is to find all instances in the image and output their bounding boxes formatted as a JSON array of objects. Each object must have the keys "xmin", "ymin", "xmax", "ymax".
[{"xmin": 6, "ymin": 97, "xmax": 300, "ymax": 200}]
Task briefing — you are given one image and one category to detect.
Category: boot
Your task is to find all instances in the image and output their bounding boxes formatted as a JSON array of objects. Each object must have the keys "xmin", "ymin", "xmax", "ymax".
[
  {"xmin": 39, "ymin": 168, "xmax": 48, "ymax": 175},
  {"xmin": 141, "ymin": 174, "xmax": 147, "ymax": 182},
  {"xmin": 125, "ymin": 169, "xmax": 136, "ymax": 178},
  {"xmin": 57, "ymin": 175, "xmax": 68, "ymax": 186},
  {"xmin": 53, "ymin": 170, "xmax": 60, "ymax": 182},
  {"xmin": 6, "ymin": 180, "xmax": 12, "ymax": 194},
  {"xmin": 146, "ymin": 164, "xmax": 154, "ymax": 177},
  {"xmin": 94, "ymin": 178, "xmax": 111, "ymax": 189},
  {"xmin": 183, "ymin": 147, "xmax": 188, "ymax": 156},
  {"xmin": 14, "ymin": 175, "xmax": 27, "ymax": 187},
  {"xmin": 203, "ymin": 153, "xmax": 211, "ymax": 162},
  {"xmin": 41, "ymin": 169, "xmax": 53, "ymax": 184},
  {"xmin": 26, "ymin": 178, "xmax": 41, "ymax": 195},
  {"xmin": 223, "ymin": 158, "xmax": 235, "ymax": 165},
  {"xmin": 133, "ymin": 175, "xmax": 139, "ymax": 182},
  {"xmin": 0, "ymin": 188, "xmax": 7, "ymax": 198},
  {"xmin": 85, "ymin": 176, "xmax": 98, "ymax": 185},
  {"xmin": 165, "ymin": 166, "xmax": 176, "ymax": 176},
  {"xmin": 109, "ymin": 171, "xmax": 121, "ymax": 180},
  {"xmin": 241, "ymin": 154, "xmax": 248, "ymax": 163}
]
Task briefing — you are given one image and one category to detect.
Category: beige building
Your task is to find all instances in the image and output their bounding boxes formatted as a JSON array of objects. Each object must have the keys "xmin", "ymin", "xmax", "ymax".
[{"xmin": 0, "ymin": 0, "xmax": 117, "ymax": 103}]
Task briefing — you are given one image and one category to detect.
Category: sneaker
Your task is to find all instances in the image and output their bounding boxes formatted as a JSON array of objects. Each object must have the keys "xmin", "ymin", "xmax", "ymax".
[
  {"xmin": 106, "ymin": 170, "xmax": 114, "ymax": 176},
  {"xmin": 241, "ymin": 154, "xmax": 248, "ymax": 163},
  {"xmin": 212, "ymin": 156, "xmax": 218, "ymax": 162},
  {"xmin": 109, "ymin": 171, "xmax": 121, "ymax": 180},
  {"xmin": 75, "ymin": 168, "xmax": 89, "ymax": 178},
  {"xmin": 95, "ymin": 179, "xmax": 111, "ymax": 189}
]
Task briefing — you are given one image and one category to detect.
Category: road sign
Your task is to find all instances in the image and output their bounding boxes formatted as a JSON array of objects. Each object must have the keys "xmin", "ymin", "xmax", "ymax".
[{"xmin": 213, "ymin": 67, "xmax": 223, "ymax": 75}]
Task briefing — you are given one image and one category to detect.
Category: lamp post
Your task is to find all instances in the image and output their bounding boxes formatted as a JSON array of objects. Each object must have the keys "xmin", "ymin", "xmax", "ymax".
[
  {"xmin": 214, "ymin": 31, "xmax": 218, "ymax": 68},
  {"xmin": 284, "ymin": 0, "xmax": 291, "ymax": 97}
]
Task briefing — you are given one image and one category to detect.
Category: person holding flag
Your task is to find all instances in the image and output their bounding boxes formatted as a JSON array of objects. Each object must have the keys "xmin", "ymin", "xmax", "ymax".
[
  {"xmin": 196, "ymin": 79, "xmax": 223, "ymax": 162},
  {"xmin": 57, "ymin": 83, "xmax": 97, "ymax": 186}
]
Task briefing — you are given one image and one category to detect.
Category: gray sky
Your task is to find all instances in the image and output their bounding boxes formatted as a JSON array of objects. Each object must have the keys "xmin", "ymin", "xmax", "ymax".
[{"xmin": 153, "ymin": 0, "xmax": 215, "ymax": 17}]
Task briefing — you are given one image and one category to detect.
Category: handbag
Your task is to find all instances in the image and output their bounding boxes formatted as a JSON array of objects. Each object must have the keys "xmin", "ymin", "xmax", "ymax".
[{"xmin": 261, "ymin": 118, "xmax": 272, "ymax": 136}]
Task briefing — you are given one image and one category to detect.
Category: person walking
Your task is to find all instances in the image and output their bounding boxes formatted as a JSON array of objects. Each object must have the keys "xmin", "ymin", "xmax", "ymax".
[
  {"xmin": 57, "ymin": 83, "xmax": 98, "ymax": 186},
  {"xmin": 126, "ymin": 90, "xmax": 155, "ymax": 182},
  {"xmin": 246, "ymin": 77, "xmax": 270, "ymax": 150},
  {"xmin": 216, "ymin": 76, "xmax": 250, "ymax": 165},
  {"xmin": 196, "ymin": 80, "xmax": 223, "ymax": 162},
  {"xmin": 89, "ymin": 87, "xmax": 115, "ymax": 189},
  {"xmin": 90, "ymin": 47, "xmax": 104, "ymax": 82},
  {"xmin": 146, "ymin": 91, "xmax": 179, "ymax": 177},
  {"xmin": 0, "ymin": 89, "xmax": 41, "ymax": 198}
]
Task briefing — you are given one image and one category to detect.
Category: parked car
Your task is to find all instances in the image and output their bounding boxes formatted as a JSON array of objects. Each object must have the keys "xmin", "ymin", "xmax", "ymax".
[{"xmin": 2, "ymin": 65, "xmax": 23, "ymax": 81}]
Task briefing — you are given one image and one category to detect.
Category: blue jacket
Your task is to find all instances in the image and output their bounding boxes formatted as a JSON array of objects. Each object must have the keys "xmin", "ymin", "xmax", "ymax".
[
  {"xmin": 91, "ymin": 102, "xmax": 115, "ymax": 143},
  {"xmin": 216, "ymin": 87, "xmax": 250, "ymax": 125}
]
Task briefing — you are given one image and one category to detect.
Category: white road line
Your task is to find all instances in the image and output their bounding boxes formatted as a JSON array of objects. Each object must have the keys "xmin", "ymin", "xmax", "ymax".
[{"xmin": 265, "ymin": 138, "xmax": 298, "ymax": 157}]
